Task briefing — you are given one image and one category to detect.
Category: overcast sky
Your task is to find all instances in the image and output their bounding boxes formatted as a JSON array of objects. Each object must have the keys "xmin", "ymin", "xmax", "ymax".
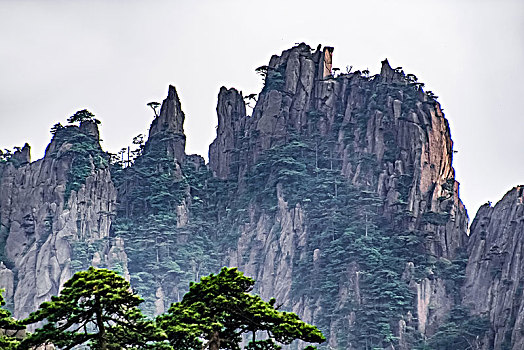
[{"xmin": 1, "ymin": 0, "xmax": 523, "ymax": 219}]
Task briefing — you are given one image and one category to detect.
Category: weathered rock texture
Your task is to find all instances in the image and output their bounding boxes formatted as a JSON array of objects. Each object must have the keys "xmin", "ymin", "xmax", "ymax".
[
  {"xmin": 0, "ymin": 122, "xmax": 125, "ymax": 320},
  {"xmin": 208, "ymin": 43, "xmax": 469, "ymax": 347},
  {"xmin": 0, "ymin": 43, "xmax": 521, "ymax": 350},
  {"xmin": 209, "ymin": 87, "xmax": 246, "ymax": 179},
  {"xmin": 110, "ymin": 85, "xmax": 203, "ymax": 316},
  {"xmin": 463, "ymin": 186, "xmax": 524, "ymax": 350},
  {"xmin": 147, "ymin": 85, "xmax": 186, "ymax": 164}
]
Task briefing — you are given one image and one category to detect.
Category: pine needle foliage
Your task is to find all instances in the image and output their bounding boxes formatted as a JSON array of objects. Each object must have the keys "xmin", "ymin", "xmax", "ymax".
[
  {"xmin": 20, "ymin": 267, "xmax": 167, "ymax": 350},
  {"xmin": 157, "ymin": 267, "xmax": 325, "ymax": 350},
  {"xmin": 0, "ymin": 290, "xmax": 23, "ymax": 350}
]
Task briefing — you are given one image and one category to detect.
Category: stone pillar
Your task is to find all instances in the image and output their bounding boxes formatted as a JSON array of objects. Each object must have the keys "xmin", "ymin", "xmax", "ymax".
[{"xmin": 321, "ymin": 46, "xmax": 334, "ymax": 79}]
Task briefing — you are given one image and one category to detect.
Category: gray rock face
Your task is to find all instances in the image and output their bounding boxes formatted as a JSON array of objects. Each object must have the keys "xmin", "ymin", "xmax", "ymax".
[
  {"xmin": 0, "ymin": 124, "xmax": 125, "ymax": 320},
  {"xmin": 2, "ymin": 43, "xmax": 521, "ymax": 349},
  {"xmin": 463, "ymin": 186, "xmax": 524, "ymax": 350},
  {"xmin": 11, "ymin": 143, "xmax": 31, "ymax": 166},
  {"xmin": 0, "ymin": 262, "xmax": 14, "ymax": 300},
  {"xmin": 79, "ymin": 120, "xmax": 100, "ymax": 139},
  {"xmin": 147, "ymin": 85, "xmax": 186, "ymax": 164},
  {"xmin": 209, "ymin": 87, "xmax": 246, "ymax": 179},
  {"xmin": 208, "ymin": 43, "xmax": 469, "ymax": 344}
]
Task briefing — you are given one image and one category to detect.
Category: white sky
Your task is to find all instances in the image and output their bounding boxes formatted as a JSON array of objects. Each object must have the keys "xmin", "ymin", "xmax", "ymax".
[{"xmin": 1, "ymin": 0, "xmax": 523, "ymax": 219}]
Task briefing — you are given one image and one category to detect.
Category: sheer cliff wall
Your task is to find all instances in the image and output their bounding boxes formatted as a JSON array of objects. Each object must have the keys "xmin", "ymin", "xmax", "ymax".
[
  {"xmin": 0, "ymin": 122, "xmax": 126, "ymax": 320},
  {"xmin": 208, "ymin": 44, "xmax": 469, "ymax": 348},
  {"xmin": 1, "ymin": 43, "xmax": 522, "ymax": 349},
  {"xmin": 463, "ymin": 186, "xmax": 524, "ymax": 350}
]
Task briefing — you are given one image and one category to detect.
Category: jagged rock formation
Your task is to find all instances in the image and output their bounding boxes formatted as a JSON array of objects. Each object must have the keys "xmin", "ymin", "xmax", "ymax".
[
  {"xmin": 208, "ymin": 44, "xmax": 469, "ymax": 347},
  {"xmin": 209, "ymin": 87, "xmax": 246, "ymax": 179},
  {"xmin": 147, "ymin": 85, "xmax": 186, "ymax": 164},
  {"xmin": 0, "ymin": 121, "xmax": 125, "ymax": 320},
  {"xmin": 110, "ymin": 85, "xmax": 214, "ymax": 316},
  {"xmin": 463, "ymin": 186, "xmax": 524, "ymax": 350},
  {"xmin": 0, "ymin": 43, "xmax": 522, "ymax": 350},
  {"xmin": 115, "ymin": 85, "xmax": 189, "ymax": 218}
]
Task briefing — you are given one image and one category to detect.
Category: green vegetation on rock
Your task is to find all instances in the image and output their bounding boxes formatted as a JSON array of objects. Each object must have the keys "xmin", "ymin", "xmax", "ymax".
[
  {"xmin": 111, "ymin": 136, "xmax": 219, "ymax": 316},
  {"xmin": 49, "ymin": 110, "xmax": 108, "ymax": 203}
]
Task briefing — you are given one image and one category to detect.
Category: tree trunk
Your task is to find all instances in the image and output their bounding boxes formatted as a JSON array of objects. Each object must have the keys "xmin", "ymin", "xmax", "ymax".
[
  {"xmin": 208, "ymin": 330, "xmax": 220, "ymax": 350},
  {"xmin": 95, "ymin": 295, "xmax": 107, "ymax": 350}
]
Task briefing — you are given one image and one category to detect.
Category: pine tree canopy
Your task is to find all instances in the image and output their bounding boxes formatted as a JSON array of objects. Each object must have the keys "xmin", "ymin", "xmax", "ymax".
[
  {"xmin": 157, "ymin": 267, "xmax": 325, "ymax": 350},
  {"xmin": 19, "ymin": 267, "xmax": 167, "ymax": 350},
  {"xmin": 0, "ymin": 289, "xmax": 23, "ymax": 350}
]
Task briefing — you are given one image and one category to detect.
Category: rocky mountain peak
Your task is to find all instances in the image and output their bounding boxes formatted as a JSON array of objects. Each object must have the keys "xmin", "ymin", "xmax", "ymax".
[
  {"xmin": 44, "ymin": 121, "xmax": 102, "ymax": 158},
  {"xmin": 1, "ymin": 43, "xmax": 522, "ymax": 349},
  {"xmin": 79, "ymin": 120, "xmax": 100, "ymax": 139},
  {"xmin": 149, "ymin": 85, "xmax": 185, "ymax": 136},
  {"xmin": 380, "ymin": 58, "xmax": 392, "ymax": 73},
  {"xmin": 11, "ymin": 143, "xmax": 30, "ymax": 166},
  {"xmin": 205, "ymin": 44, "xmax": 471, "ymax": 344},
  {"xmin": 0, "ymin": 118, "xmax": 119, "ymax": 319},
  {"xmin": 380, "ymin": 58, "xmax": 406, "ymax": 84},
  {"xmin": 146, "ymin": 85, "xmax": 186, "ymax": 163},
  {"xmin": 208, "ymin": 87, "xmax": 246, "ymax": 179}
]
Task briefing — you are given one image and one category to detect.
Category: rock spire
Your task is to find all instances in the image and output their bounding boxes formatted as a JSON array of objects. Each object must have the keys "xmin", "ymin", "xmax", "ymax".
[{"xmin": 146, "ymin": 85, "xmax": 186, "ymax": 164}]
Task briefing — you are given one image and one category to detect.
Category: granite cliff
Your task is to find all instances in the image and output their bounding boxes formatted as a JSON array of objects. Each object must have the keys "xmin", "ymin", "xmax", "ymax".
[
  {"xmin": 0, "ymin": 43, "xmax": 522, "ymax": 349},
  {"xmin": 207, "ymin": 44, "xmax": 469, "ymax": 348},
  {"xmin": 0, "ymin": 121, "xmax": 127, "ymax": 321},
  {"xmin": 462, "ymin": 186, "xmax": 524, "ymax": 350}
]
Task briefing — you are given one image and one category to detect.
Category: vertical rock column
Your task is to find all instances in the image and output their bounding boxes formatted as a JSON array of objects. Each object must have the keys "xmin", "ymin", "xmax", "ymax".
[
  {"xmin": 209, "ymin": 87, "xmax": 246, "ymax": 180},
  {"xmin": 147, "ymin": 85, "xmax": 186, "ymax": 164}
]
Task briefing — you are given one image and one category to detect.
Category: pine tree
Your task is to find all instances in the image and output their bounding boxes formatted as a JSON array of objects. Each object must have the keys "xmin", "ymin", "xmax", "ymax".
[
  {"xmin": 67, "ymin": 109, "xmax": 99, "ymax": 124},
  {"xmin": 20, "ymin": 267, "xmax": 167, "ymax": 350},
  {"xmin": 157, "ymin": 267, "xmax": 325, "ymax": 350},
  {"xmin": 0, "ymin": 290, "xmax": 23, "ymax": 350}
]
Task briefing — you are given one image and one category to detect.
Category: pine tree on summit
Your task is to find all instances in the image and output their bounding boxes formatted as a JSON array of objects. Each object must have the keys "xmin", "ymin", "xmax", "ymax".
[{"xmin": 67, "ymin": 109, "xmax": 100, "ymax": 125}]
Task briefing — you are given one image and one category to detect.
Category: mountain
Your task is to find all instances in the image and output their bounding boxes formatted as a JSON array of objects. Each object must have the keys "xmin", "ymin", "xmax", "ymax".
[
  {"xmin": 0, "ymin": 43, "xmax": 522, "ymax": 349},
  {"xmin": 0, "ymin": 121, "xmax": 127, "ymax": 321},
  {"xmin": 463, "ymin": 186, "xmax": 524, "ymax": 349}
]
